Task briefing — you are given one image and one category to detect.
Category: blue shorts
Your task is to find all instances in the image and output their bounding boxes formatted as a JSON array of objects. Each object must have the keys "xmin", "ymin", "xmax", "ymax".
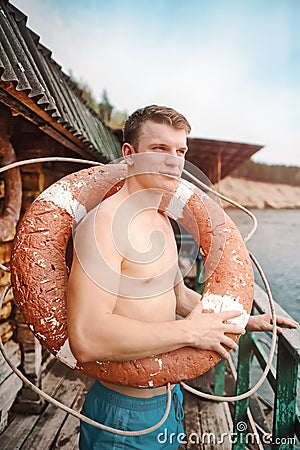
[{"xmin": 79, "ymin": 381, "xmax": 184, "ymax": 449}]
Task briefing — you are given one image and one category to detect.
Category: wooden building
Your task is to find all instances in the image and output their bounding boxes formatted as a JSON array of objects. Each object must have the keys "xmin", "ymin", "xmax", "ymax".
[{"xmin": 0, "ymin": 0, "xmax": 263, "ymax": 438}]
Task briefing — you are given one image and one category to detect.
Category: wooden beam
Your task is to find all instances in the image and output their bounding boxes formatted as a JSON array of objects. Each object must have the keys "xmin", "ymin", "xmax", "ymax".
[{"xmin": 0, "ymin": 85, "xmax": 100, "ymax": 161}]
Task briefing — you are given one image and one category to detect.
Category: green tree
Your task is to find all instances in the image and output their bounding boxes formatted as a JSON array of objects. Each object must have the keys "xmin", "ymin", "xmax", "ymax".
[
  {"xmin": 98, "ymin": 90, "xmax": 127, "ymax": 129},
  {"xmin": 67, "ymin": 72, "xmax": 127, "ymax": 129},
  {"xmin": 98, "ymin": 89, "xmax": 113, "ymax": 124},
  {"xmin": 231, "ymin": 159, "xmax": 300, "ymax": 186}
]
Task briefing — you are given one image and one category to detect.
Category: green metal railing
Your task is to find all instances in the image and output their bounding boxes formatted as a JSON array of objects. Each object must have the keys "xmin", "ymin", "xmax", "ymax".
[
  {"xmin": 215, "ymin": 284, "xmax": 300, "ymax": 450},
  {"xmin": 177, "ymin": 234, "xmax": 300, "ymax": 449}
]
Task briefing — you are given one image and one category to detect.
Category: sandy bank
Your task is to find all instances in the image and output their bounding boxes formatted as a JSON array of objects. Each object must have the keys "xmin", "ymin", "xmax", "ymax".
[{"xmin": 216, "ymin": 177, "xmax": 300, "ymax": 209}]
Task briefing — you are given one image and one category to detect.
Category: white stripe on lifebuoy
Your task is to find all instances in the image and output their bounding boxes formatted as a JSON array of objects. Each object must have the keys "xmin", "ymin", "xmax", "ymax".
[
  {"xmin": 38, "ymin": 181, "xmax": 87, "ymax": 222},
  {"xmin": 165, "ymin": 179, "xmax": 195, "ymax": 219},
  {"xmin": 201, "ymin": 293, "xmax": 250, "ymax": 328},
  {"xmin": 56, "ymin": 339, "xmax": 77, "ymax": 369}
]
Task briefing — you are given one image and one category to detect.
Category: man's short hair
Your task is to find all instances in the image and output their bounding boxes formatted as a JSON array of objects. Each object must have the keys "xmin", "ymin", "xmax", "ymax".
[{"xmin": 123, "ymin": 105, "xmax": 191, "ymax": 148}]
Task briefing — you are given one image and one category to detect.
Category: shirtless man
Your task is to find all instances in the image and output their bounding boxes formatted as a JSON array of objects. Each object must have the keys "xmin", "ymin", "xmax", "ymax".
[{"xmin": 67, "ymin": 105, "xmax": 298, "ymax": 449}]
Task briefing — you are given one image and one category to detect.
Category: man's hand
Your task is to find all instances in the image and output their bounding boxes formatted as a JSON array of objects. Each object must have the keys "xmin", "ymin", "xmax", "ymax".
[
  {"xmin": 246, "ymin": 314, "xmax": 299, "ymax": 334},
  {"xmin": 186, "ymin": 302, "xmax": 246, "ymax": 360}
]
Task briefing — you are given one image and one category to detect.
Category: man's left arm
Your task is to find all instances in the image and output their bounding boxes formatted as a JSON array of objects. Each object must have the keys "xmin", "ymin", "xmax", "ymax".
[
  {"xmin": 174, "ymin": 271, "xmax": 201, "ymax": 317},
  {"xmin": 174, "ymin": 267, "xmax": 298, "ymax": 331},
  {"xmin": 246, "ymin": 314, "xmax": 298, "ymax": 333}
]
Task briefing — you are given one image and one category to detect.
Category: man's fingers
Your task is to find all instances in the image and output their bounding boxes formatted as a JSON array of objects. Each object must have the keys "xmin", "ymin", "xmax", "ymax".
[
  {"xmin": 266, "ymin": 313, "xmax": 298, "ymax": 329},
  {"xmin": 215, "ymin": 345, "xmax": 230, "ymax": 360},
  {"xmin": 276, "ymin": 316, "xmax": 298, "ymax": 328},
  {"xmin": 222, "ymin": 336, "xmax": 238, "ymax": 351}
]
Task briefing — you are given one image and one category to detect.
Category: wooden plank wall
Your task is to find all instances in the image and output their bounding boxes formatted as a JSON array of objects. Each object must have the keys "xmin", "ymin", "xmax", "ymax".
[{"xmin": 0, "ymin": 163, "xmax": 21, "ymax": 430}]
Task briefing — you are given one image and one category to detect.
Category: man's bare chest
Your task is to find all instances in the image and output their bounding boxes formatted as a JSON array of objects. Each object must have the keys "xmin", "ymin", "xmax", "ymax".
[{"xmin": 121, "ymin": 214, "xmax": 178, "ymax": 279}]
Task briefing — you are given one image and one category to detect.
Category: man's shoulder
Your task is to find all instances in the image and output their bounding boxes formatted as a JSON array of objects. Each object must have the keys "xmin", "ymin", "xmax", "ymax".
[
  {"xmin": 75, "ymin": 199, "xmax": 116, "ymax": 238},
  {"xmin": 74, "ymin": 199, "xmax": 123, "ymax": 262}
]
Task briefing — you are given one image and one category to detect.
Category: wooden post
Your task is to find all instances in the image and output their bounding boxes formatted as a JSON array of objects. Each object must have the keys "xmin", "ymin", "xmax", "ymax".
[{"xmin": 216, "ymin": 150, "xmax": 222, "ymax": 184}]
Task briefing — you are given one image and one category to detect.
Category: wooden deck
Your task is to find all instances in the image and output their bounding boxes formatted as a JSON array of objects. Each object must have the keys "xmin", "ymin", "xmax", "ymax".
[
  {"xmin": 0, "ymin": 359, "xmax": 93, "ymax": 450},
  {"xmin": 0, "ymin": 360, "xmax": 234, "ymax": 450},
  {"xmin": 182, "ymin": 391, "xmax": 233, "ymax": 449}
]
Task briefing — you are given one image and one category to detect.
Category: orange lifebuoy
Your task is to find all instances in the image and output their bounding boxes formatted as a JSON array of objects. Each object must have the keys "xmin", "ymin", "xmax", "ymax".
[{"xmin": 11, "ymin": 164, "xmax": 254, "ymax": 387}]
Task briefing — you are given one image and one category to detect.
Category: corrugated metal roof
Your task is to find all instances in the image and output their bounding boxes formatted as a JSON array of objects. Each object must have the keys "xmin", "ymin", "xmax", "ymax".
[
  {"xmin": 0, "ymin": 1, "xmax": 121, "ymax": 161},
  {"xmin": 187, "ymin": 137, "xmax": 263, "ymax": 184}
]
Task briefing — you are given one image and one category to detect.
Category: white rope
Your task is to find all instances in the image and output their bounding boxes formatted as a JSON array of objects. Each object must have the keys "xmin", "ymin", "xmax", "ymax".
[
  {"xmin": 0, "ymin": 156, "xmax": 277, "ymax": 418},
  {"xmin": 182, "ymin": 168, "xmax": 257, "ymax": 242},
  {"xmin": 180, "ymin": 167, "xmax": 277, "ymax": 401},
  {"xmin": 0, "ymin": 284, "xmax": 172, "ymax": 435},
  {"xmin": 0, "ymin": 262, "xmax": 10, "ymax": 272},
  {"xmin": 0, "ymin": 156, "xmax": 103, "ymax": 174},
  {"xmin": 0, "ymin": 158, "xmax": 258, "ymax": 244}
]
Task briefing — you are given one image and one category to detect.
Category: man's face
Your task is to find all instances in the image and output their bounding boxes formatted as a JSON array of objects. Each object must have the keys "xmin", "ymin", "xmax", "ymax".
[{"xmin": 124, "ymin": 120, "xmax": 188, "ymax": 191}]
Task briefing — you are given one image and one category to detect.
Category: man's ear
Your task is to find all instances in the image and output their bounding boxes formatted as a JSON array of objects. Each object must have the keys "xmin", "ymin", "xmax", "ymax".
[{"xmin": 122, "ymin": 143, "xmax": 135, "ymax": 166}]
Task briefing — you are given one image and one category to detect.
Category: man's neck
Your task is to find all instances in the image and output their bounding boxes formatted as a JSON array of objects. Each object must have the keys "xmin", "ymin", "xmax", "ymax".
[{"xmin": 124, "ymin": 178, "xmax": 163, "ymax": 212}]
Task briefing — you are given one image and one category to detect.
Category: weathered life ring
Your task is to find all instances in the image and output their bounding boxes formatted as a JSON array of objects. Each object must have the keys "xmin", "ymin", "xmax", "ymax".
[
  {"xmin": 0, "ymin": 106, "xmax": 22, "ymax": 242},
  {"xmin": 11, "ymin": 164, "xmax": 254, "ymax": 388}
]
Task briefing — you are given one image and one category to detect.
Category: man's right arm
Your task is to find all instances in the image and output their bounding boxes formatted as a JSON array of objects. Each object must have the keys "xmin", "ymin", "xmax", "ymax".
[{"xmin": 67, "ymin": 254, "xmax": 243, "ymax": 363}]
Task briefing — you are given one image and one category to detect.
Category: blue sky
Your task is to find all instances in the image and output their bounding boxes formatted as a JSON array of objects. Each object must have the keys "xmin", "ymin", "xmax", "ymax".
[{"xmin": 11, "ymin": 0, "xmax": 300, "ymax": 166}]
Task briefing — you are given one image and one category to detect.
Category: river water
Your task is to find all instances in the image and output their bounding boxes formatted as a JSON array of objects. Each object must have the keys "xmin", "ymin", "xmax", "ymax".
[
  {"xmin": 227, "ymin": 208, "xmax": 300, "ymax": 422},
  {"xmin": 227, "ymin": 209, "xmax": 300, "ymax": 321}
]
